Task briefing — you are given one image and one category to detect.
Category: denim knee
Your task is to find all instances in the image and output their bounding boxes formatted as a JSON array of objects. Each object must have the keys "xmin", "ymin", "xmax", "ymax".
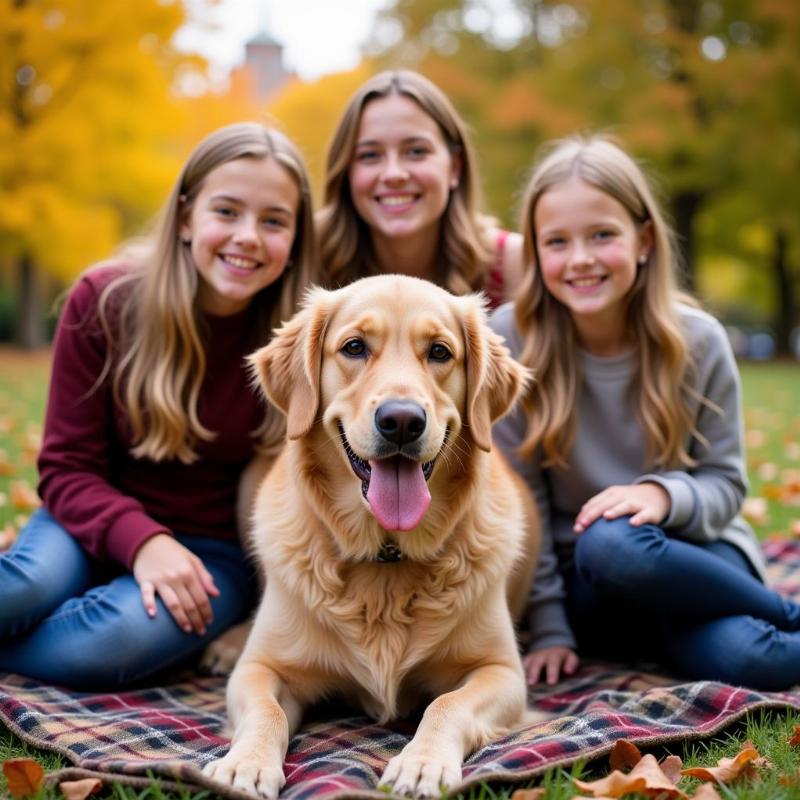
[
  {"xmin": 41, "ymin": 583, "xmax": 205, "ymax": 688},
  {"xmin": 667, "ymin": 616, "xmax": 800, "ymax": 691},
  {"xmin": 0, "ymin": 509, "xmax": 94, "ymax": 637},
  {"xmin": 574, "ymin": 517, "xmax": 667, "ymax": 593},
  {"xmin": 6, "ymin": 574, "xmax": 250, "ymax": 690},
  {"xmin": 0, "ymin": 527, "xmax": 256, "ymax": 689}
]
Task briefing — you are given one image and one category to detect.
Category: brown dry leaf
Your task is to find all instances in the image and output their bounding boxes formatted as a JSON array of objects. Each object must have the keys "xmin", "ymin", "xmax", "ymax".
[
  {"xmin": 741, "ymin": 497, "xmax": 768, "ymax": 525},
  {"xmin": 756, "ymin": 461, "xmax": 779, "ymax": 481},
  {"xmin": 789, "ymin": 724, "xmax": 800, "ymax": 747},
  {"xmin": 763, "ymin": 484, "xmax": 786, "ymax": 501},
  {"xmin": 569, "ymin": 796, "xmax": 617, "ymax": 800},
  {"xmin": 21, "ymin": 427, "xmax": 42, "ymax": 457},
  {"xmin": 574, "ymin": 753, "xmax": 687, "ymax": 798},
  {"xmin": 745, "ymin": 429, "xmax": 767, "ymax": 449},
  {"xmin": 782, "ymin": 470, "xmax": 800, "ymax": 497},
  {"xmin": 661, "ymin": 755, "xmax": 684, "ymax": 784},
  {"xmin": 0, "ymin": 449, "xmax": 16, "ymax": 476},
  {"xmin": 9, "ymin": 480, "xmax": 39, "ymax": 512},
  {"xmin": 510, "ymin": 789, "xmax": 545, "ymax": 800},
  {"xmin": 59, "ymin": 777, "xmax": 103, "ymax": 800},
  {"xmin": 779, "ymin": 771, "xmax": 800, "ymax": 787},
  {"xmin": 681, "ymin": 741, "xmax": 761, "ymax": 784},
  {"xmin": 691, "ymin": 784, "xmax": 723, "ymax": 799},
  {"xmin": 2, "ymin": 758, "xmax": 45, "ymax": 798},
  {"xmin": 790, "ymin": 519, "xmax": 800, "ymax": 538},
  {"xmin": 573, "ymin": 770, "xmax": 647, "ymax": 797},
  {"xmin": 609, "ymin": 739, "xmax": 642, "ymax": 771}
]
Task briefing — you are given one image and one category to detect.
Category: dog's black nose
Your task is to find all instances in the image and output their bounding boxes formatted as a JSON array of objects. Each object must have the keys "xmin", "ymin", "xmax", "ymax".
[{"xmin": 375, "ymin": 401, "xmax": 426, "ymax": 446}]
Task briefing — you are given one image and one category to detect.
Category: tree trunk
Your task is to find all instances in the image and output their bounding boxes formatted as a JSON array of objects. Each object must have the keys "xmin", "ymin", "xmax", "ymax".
[
  {"xmin": 16, "ymin": 253, "xmax": 46, "ymax": 349},
  {"xmin": 671, "ymin": 190, "xmax": 703, "ymax": 293},
  {"xmin": 772, "ymin": 228, "xmax": 796, "ymax": 357}
]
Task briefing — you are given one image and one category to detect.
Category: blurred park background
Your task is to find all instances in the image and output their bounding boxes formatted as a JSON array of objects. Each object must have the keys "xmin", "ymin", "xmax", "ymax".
[{"xmin": 2, "ymin": 0, "xmax": 800, "ymax": 353}]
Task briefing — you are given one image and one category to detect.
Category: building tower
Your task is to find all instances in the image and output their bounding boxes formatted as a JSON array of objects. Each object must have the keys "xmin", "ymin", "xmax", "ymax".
[{"xmin": 244, "ymin": 29, "xmax": 289, "ymax": 98}]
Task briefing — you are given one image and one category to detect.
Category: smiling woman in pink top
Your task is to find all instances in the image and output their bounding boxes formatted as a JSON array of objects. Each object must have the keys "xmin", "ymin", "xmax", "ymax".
[{"xmin": 317, "ymin": 70, "xmax": 522, "ymax": 307}]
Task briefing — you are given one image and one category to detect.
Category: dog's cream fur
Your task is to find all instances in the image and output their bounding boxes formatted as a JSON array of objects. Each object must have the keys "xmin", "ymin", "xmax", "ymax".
[{"xmin": 204, "ymin": 275, "xmax": 540, "ymax": 798}]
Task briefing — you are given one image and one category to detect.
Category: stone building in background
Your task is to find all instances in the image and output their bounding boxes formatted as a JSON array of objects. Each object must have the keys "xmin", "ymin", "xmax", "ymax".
[{"xmin": 237, "ymin": 28, "xmax": 291, "ymax": 99}]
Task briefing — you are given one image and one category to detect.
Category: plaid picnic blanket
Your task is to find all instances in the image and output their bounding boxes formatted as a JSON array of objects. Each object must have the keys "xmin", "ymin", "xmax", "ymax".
[{"xmin": 2, "ymin": 536, "xmax": 800, "ymax": 799}]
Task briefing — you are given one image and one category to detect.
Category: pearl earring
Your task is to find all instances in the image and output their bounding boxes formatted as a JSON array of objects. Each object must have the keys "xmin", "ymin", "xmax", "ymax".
[{"xmin": 638, "ymin": 253, "xmax": 648, "ymax": 264}]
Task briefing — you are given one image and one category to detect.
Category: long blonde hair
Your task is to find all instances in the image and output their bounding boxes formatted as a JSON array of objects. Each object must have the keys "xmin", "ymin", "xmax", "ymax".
[
  {"xmin": 96, "ymin": 123, "xmax": 317, "ymax": 464},
  {"xmin": 516, "ymin": 134, "xmax": 704, "ymax": 469},
  {"xmin": 317, "ymin": 69, "xmax": 494, "ymax": 294}
]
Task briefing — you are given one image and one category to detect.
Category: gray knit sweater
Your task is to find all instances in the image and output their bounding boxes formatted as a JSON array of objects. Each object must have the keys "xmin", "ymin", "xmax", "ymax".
[{"xmin": 490, "ymin": 302, "xmax": 765, "ymax": 652}]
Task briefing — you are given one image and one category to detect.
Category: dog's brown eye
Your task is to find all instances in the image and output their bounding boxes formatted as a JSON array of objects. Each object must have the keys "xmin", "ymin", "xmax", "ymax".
[
  {"xmin": 341, "ymin": 338, "xmax": 367, "ymax": 358},
  {"xmin": 429, "ymin": 343, "xmax": 452, "ymax": 362}
]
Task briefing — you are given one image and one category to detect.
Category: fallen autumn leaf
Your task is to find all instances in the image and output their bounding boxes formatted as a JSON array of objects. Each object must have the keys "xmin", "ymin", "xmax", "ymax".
[
  {"xmin": 681, "ymin": 741, "xmax": 762, "ymax": 784},
  {"xmin": 2, "ymin": 758, "xmax": 45, "ymax": 799},
  {"xmin": 608, "ymin": 739, "xmax": 642, "ymax": 772},
  {"xmin": 59, "ymin": 777, "xmax": 103, "ymax": 800},
  {"xmin": 573, "ymin": 753, "xmax": 687, "ymax": 798}
]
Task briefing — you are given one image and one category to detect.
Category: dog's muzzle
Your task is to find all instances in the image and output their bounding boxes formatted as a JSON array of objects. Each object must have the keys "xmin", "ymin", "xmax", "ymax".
[{"xmin": 338, "ymin": 405, "xmax": 443, "ymax": 532}]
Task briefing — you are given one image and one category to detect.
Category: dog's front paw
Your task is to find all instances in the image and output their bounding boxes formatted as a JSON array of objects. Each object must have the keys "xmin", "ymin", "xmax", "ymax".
[
  {"xmin": 199, "ymin": 640, "xmax": 238, "ymax": 676},
  {"xmin": 204, "ymin": 754, "xmax": 285, "ymax": 799},
  {"xmin": 379, "ymin": 747, "xmax": 462, "ymax": 798},
  {"xmin": 199, "ymin": 622, "xmax": 250, "ymax": 675}
]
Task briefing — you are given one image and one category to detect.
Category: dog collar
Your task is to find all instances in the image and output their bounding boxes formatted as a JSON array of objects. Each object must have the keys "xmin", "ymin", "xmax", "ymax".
[{"xmin": 376, "ymin": 541, "xmax": 405, "ymax": 563}]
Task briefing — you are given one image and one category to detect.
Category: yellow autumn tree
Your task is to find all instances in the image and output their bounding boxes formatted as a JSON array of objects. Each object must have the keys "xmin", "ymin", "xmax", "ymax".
[
  {"xmin": 0, "ymin": 0, "xmax": 198, "ymax": 346},
  {"xmin": 177, "ymin": 64, "xmax": 269, "ymax": 157}
]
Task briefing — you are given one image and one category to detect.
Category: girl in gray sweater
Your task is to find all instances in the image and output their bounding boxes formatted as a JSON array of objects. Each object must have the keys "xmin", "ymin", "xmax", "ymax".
[{"xmin": 491, "ymin": 135, "xmax": 800, "ymax": 691}]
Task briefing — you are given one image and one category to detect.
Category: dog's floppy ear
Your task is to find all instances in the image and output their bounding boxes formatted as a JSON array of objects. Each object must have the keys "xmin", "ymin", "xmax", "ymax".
[
  {"xmin": 463, "ymin": 298, "xmax": 532, "ymax": 452},
  {"xmin": 248, "ymin": 287, "xmax": 331, "ymax": 440}
]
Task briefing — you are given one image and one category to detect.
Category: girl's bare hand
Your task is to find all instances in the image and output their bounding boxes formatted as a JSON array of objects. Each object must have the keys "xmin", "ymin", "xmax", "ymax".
[
  {"xmin": 523, "ymin": 646, "xmax": 580, "ymax": 686},
  {"xmin": 574, "ymin": 482, "xmax": 670, "ymax": 533},
  {"xmin": 132, "ymin": 533, "xmax": 220, "ymax": 635}
]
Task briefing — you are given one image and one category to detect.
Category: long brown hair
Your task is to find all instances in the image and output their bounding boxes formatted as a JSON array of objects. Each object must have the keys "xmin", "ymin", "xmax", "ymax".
[
  {"xmin": 317, "ymin": 69, "xmax": 495, "ymax": 294},
  {"xmin": 515, "ymin": 134, "xmax": 706, "ymax": 469},
  {"xmin": 97, "ymin": 123, "xmax": 318, "ymax": 463}
]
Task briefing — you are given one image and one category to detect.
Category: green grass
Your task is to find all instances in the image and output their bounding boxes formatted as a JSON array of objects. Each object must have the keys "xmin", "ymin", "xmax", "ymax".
[
  {"xmin": 739, "ymin": 361, "xmax": 800, "ymax": 542},
  {"xmin": 0, "ymin": 348, "xmax": 48, "ymax": 536},
  {"xmin": 0, "ymin": 351, "xmax": 799, "ymax": 798}
]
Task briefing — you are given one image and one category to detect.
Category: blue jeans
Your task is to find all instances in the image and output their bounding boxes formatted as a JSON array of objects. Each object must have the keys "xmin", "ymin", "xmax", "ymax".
[
  {"xmin": 0, "ymin": 508, "xmax": 258, "ymax": 689},
  {"xmin": 570, "ymin": 517, "xmax": 800, "ymax": 691}
]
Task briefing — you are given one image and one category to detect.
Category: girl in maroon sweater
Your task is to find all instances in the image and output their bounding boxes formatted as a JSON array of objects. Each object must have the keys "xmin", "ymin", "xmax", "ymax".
[{"xmin": 0, "ymin": 123, "xmax": 318, "ymax": 688}]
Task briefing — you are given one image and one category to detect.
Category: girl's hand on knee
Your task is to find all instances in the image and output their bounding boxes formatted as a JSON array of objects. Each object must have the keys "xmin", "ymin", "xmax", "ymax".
[
  {"xmin": 132, "ymin": 533, "xmax": 220, "ymax": 635},
  {"xmin": 523, "ymin": 646, "xmax": 579, "ymax": 686},
  {"xmin": 574, "ymin": 483, "xmax": 670, "ymax": 532}
]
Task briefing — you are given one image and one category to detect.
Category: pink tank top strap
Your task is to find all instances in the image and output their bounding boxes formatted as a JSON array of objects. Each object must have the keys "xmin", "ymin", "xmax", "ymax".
[{"xmin": 484, "ymin": 229, "xmax": 509, "ymax": 310}]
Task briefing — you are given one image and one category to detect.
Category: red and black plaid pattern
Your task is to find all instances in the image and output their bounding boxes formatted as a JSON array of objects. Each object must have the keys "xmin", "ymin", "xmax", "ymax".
[{"xmin": 1, "ymin": 536, "xmax": 799, "ymax": 799}]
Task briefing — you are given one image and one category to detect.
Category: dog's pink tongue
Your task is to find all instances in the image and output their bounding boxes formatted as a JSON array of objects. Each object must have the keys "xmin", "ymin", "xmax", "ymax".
[{"xmin": 366, "ymin": 456, "xmax": 430, "ymax": 531}]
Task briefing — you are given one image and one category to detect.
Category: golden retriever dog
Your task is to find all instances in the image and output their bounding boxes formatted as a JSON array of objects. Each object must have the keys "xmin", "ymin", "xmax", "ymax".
[{"xmin": 204, "ymin": 275, "xmax": 540, "ymax": 799}]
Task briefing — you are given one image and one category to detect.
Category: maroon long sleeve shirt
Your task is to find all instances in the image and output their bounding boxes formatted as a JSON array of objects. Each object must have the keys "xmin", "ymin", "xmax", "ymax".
[{"xmin": 37, "ymin": 266, "xmax": 267, "ymax": 570}]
